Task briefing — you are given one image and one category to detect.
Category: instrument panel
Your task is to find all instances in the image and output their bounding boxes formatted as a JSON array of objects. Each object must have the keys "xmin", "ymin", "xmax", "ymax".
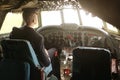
[{"xmin": 39, "ymin": 28, "xmax": 82, "ymax": 49}]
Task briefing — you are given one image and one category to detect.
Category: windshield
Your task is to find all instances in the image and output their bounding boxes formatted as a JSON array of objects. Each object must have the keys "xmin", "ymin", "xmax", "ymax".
[
  {"xmin": 0, "ymin": 12, "xmax": 23, "ymax": 34},
  {"xmin": 0, "ymin": 7, "xmax": 118, "ymax": 35},
  {"xmin": 41, "ymin": 9, "xmax": 103, "ymax": 28}
]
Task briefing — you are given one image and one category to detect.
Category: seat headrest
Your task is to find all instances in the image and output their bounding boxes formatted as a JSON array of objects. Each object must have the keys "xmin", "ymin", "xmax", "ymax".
[
  {"xmin": 1, "ymin": 39, "xmax": 40, "ymax": 68},
  {"xmin": 72, "ymin": 47, "xmax": 111, "ymax": 80}
]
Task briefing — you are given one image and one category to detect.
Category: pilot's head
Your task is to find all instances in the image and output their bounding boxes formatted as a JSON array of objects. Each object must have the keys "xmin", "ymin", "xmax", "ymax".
[{"xmin": 22, "ymin": 8, "xmax": 39, "ymax": 27}]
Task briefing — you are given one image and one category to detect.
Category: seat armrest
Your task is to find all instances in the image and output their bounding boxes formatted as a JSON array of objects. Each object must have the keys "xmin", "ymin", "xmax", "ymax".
[{"xmin": 44, "ymin": 63, "xmax": 52, "ymax": 76}]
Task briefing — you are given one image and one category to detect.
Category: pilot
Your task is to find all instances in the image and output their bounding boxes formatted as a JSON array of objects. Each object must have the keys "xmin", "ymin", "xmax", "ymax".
[{"xmin": 9, "ymin": 8, "xmax": 56, "ymax": 67}]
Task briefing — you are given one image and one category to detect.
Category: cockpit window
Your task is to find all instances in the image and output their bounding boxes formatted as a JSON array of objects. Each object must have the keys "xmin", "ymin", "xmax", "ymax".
[
  {"xmin": 0, "ymin": 12, "xmax": 23, "ymax": 34},
  {"xmin": 40, "ymin": 9, "xmax": 104, "ymax": 29},
  {"xmin": 80, "ymin": 10, "xmax": 104, "ymax": 28},
  {"xmin": 41, "ymin": 11, "xmax": 62, "ymax": 26},
  {"xmin": 63, "ymin": 9, "xmax": 79, "ymax": 25}
]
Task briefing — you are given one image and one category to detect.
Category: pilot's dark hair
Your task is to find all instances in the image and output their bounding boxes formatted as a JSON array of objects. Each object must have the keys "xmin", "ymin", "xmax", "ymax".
[{"xmin": 22, "ymin": 8, "xmax": 39, "ymax": 23}]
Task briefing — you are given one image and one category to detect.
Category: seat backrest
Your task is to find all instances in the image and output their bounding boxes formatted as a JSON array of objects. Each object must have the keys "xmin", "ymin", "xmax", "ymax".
[
  {"xmin": 0, "ymin": 39, "xmax": 42, "ymax": 80},
  {"xmin": 72, "ymin": 47, "xmax": 111, "ymax": 80},
  {"xmin": 1, "ymin": 39, "xmax": 40, "ymax": 68}
]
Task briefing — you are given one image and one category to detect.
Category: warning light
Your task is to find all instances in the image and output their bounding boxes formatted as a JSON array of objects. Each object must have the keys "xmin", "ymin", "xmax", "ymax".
[{"xmin": 64, "ymin": 68, "xmax": 70, "ymax": 76}]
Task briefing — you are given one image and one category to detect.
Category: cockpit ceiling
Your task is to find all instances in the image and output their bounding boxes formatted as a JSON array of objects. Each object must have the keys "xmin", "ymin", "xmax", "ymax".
[
  {"xmin": 0, "ymin": 0, "xmax": 81, "ymax": 11},
  {"xmin": 0, "ymin": 0, "xmax": 120, "ymax": 30}
]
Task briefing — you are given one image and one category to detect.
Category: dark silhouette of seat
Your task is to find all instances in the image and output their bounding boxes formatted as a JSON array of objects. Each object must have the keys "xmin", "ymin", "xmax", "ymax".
[
  {"xmin": 0, "ymin": 45, "xmax": 3, "ymax": 61},
  {"xmin": 71, "ymin": 47, "xmax": 111, "ymax": 80},
  {"xmin": 0, "ymin": 39, "xmax": 43, "ymax": 80}
]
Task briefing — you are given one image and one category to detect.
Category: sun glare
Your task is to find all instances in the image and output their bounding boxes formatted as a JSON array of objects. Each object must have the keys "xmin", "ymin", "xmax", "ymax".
[
  {"xmin": 63, "ymin": 9, "xmax": 79, "ymax": 25},
  {"xmin": 41, "ymin": 11, "xmax": 62, "ymax": 26},
  {"xmin": 41, "ymin": 8, "xmax": 103, "ymax": 29},
  {"xmin": 80, "ymin": 10, "xmax": 103, "ymax": 28},
  {"xmin": 0, "ymin": 12, "xmax": 23, "ymax": 34},
  {"xmin": 106, "ymin": 23, "xmax": 119, "ymax": 33}
]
